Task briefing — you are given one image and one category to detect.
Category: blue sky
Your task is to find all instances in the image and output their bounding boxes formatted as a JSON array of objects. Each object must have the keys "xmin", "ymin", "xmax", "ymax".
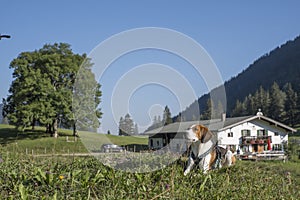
[{"xmin": 1, "ymin": 1, "xmax": 300, "ymax": 134}]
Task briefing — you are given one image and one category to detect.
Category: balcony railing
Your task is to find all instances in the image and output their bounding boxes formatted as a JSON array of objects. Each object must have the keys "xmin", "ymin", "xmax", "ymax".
[{"xmin": 241, "ymin": 136, "xmax": 271, "ymax": 145}]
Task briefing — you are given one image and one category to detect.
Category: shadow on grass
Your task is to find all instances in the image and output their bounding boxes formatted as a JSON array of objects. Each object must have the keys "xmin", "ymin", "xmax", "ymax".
[
  {"xmin": 0, "ymin": 128, "xmax": 47, "ymax": 145},
  {"xmin": 0, "ymin": 126, "xmax": 73, "ymax": 145}
]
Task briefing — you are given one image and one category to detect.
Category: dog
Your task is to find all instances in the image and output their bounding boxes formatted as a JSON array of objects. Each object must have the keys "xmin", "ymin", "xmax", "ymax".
[{"xmin": 184, "ymin": 124, "xmax": 236, "ymax": 175}]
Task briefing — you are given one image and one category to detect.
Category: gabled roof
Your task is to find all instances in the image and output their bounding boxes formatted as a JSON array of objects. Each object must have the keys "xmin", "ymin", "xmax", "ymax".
[
  {"xmin": 144, "ymin": 114, "xmax": 297, "ymax": 135},
  {"xmin": 144, "ymin": 119, "xmax": 222, "ymax": 135},
  {"xmin": 219, "ymin": 114, "xmax": 297, "ymax": 133}
]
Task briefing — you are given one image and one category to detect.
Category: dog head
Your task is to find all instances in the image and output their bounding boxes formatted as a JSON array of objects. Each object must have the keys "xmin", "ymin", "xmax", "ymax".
[{"xmin": 185, "ymin": 124, "xmax": 213, "ymax": 143}]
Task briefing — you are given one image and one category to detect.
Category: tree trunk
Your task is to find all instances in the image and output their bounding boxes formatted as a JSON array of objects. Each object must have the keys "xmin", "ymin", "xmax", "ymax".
[
  {"xmin": 45, "ymin": 124, "xmax": 52, "ymax": 134},
  {"xmin": 73, "ymin": 122, "xmax": 78, "ymax": 137},
  {"xmin": 52, "ymin": 119, "xmax": 58, "ymax": 138},
  {"xmin": 45, "ymin": 124, "xmax": 49, "ymax": 133},
  {"xmin": 31, "ymin": 118, "xmax": 36, "ymax": 130}
]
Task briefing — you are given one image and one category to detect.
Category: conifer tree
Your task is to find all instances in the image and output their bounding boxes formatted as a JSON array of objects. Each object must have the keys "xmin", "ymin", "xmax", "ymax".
[
  {"xmin": 231, "ymin": 100, "xmax": 246, "ymax": 117},
  {"xmin": 134, "ymin": 123, "xmax": 139, "ymax": 135},
  {"xmin": 162, "ymin": 106, "xmax": 172, "ymax": 125},
  {"xmin": 283, "ymin": 83, "xmax": 298, "ymax": 126},
  {"xmin": 269, "ymin": 82, "xmax": 286, "ymax": 121},
  {"xmin": 201, "ymin": 98, "xmax": 213, "ymax": 120},
  {"xmin": 118, "ymin": 113, "xmax": 137, "ymax": 135},
  {"xmin": 118, "ymin": 117, "xmax": 125, "ymax": 136}
]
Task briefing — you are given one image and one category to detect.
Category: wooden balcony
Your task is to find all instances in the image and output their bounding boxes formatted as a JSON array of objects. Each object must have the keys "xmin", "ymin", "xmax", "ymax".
[{"xmin": 241, "ymin": 136, "xmax": 272, "ymax": 145}]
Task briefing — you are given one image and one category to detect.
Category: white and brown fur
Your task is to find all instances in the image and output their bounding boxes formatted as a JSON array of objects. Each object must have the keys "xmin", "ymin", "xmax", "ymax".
[{"xmin": 184, "ymin": 124, "xmax": 236, "ymax": 175}]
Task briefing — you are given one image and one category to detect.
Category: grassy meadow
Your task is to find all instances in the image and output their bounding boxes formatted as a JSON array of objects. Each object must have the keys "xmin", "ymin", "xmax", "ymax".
[
  {"xmin": 0, "ymin": 124, "xmax": 148, "ymax": 154},
  {"xmin": 0, "ymin": 124, "xmax": 300, "ymax": 199}
]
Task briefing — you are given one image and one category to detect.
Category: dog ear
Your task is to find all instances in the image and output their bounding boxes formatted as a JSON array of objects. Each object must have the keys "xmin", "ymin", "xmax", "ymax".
[{"xmin": 201, "ymin": 127, "xmax": 213, "ymax": 143}]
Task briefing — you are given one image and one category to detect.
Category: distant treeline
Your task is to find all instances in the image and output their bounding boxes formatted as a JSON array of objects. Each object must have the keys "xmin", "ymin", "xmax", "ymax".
[{"xmin": 231, "ymin": 82, "xmax": 298, "ymax": 126}]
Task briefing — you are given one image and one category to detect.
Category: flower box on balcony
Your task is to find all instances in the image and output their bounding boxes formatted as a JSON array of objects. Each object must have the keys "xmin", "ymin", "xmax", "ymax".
[{"xmin": 258, "ymin": 140, "xmax": 264, "ymax": 144}]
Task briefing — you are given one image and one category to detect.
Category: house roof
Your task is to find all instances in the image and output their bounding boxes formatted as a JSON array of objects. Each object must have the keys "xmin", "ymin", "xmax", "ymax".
[
  {"xmin": 143, "ymin": 113, "xmax": 297, "ymax": 135},
  {"xmin": 219, "ymin": 114, "xmax": 297, "ymax": 133},
  {"xmin": 144, "ymin": 119, "xmax": 223, "ymax": 135}
]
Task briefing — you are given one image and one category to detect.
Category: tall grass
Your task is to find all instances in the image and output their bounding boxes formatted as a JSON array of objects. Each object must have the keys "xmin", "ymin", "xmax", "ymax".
[
  {"xmin": 0, "ymin": 154, "xmax": 299, "ymax": 199},
  {"xmin": 0, "ymin": 125, "xmax": 299, "ymax": 199}
]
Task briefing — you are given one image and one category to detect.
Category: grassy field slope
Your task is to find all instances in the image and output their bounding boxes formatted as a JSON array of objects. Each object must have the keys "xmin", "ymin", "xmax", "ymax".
[{"xmin": 0, "ymin": 124, "xmax": 148, "ymax": 154}]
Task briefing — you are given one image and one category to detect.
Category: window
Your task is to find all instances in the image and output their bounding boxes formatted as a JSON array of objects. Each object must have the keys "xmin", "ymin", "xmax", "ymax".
[
  {"xmin": 257, "ymin": 129, "xmax": 268, "ymax": 136},
  {"xmin": 274, "ymin": 132, "xmax": 279, "ymax": 136},
  {"xmin": 227, "ymin": 132, "xmax": 233, "ymax": 137},
  {"xmin": 273, "ymin": 144, "xmax": 282, "ymax": 151},
  {"xmin": 176, "ymin": 144, "xmax": 180, "ymax": 151},
  {"xmin": 241, "ymin": 129, "xmax": 251, "ymax": 137}
]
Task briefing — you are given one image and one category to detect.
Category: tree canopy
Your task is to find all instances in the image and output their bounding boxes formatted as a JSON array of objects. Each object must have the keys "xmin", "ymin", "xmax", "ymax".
[{"xmin": 2, "ymin": 43, "xmax": 102, "ymax": 137}]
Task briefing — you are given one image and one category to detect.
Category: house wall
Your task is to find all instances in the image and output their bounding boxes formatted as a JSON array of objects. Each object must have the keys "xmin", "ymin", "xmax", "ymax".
[
  {"xmin": 148, "ymin": 137, "xmax": 163, "ymax": 149},
  {"xmin": 251, "ymin": 119, "xmax": 289, "ymax": 144},
  {"xmin": 148, "ymin": 132, "xmax": 187, "ymax": 152},
  {"xmin": 218, "ymin": 119, "xmax": 289, "ymax": 153},
  {"xmin": 168, "ymin": 138, "xmax": 187, "ymax": 152}
]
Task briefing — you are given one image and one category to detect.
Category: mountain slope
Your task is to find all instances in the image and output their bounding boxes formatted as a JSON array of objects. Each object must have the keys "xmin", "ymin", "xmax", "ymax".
[
  {"xmin": 0, "ymin": 104, "xmax": 3, "ymax": 123},
  {"xmin": 176, "ymin": 35, "xmax": 300, "ymax": 121}
]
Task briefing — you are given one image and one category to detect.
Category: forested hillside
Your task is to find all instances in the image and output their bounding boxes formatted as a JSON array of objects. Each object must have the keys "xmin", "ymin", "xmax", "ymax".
[
  {"xmin": 174, "ymin": 35, "xmax": 300, "ymax": 126},
  {"xmin": 0, "ymin": 104, "xmax": 3, "ymax": 123}
]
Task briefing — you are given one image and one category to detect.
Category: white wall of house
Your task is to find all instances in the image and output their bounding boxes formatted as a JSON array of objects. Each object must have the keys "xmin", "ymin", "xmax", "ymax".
[
  {"xmin": 218, "ymin": 119, "xmax": 289, "ymax": 153},
  {"xmin": 251, "ymin": 119, "xmax": 288, "ymax": 144}
]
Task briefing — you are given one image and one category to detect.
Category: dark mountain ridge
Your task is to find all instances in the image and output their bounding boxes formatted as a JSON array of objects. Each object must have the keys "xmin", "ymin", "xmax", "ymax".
[
  {"xmin": 0, "ymin": 104, "xmax": 3, "ymax": 123},
  {"xmin": 176, "ymin": 35, "xmax": 300, "ymax": 121}
]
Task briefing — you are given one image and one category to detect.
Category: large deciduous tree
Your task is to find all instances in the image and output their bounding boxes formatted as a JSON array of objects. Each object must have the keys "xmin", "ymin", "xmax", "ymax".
[{"xmin": 3, "ymin": 43, "xmax": 102, "ymax": 137}]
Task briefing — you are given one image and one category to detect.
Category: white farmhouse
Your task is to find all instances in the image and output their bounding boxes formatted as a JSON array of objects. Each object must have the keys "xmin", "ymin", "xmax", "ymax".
[{"xmin": 144, "ymin": 112, "xmax": 296, "ymax": 156}]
